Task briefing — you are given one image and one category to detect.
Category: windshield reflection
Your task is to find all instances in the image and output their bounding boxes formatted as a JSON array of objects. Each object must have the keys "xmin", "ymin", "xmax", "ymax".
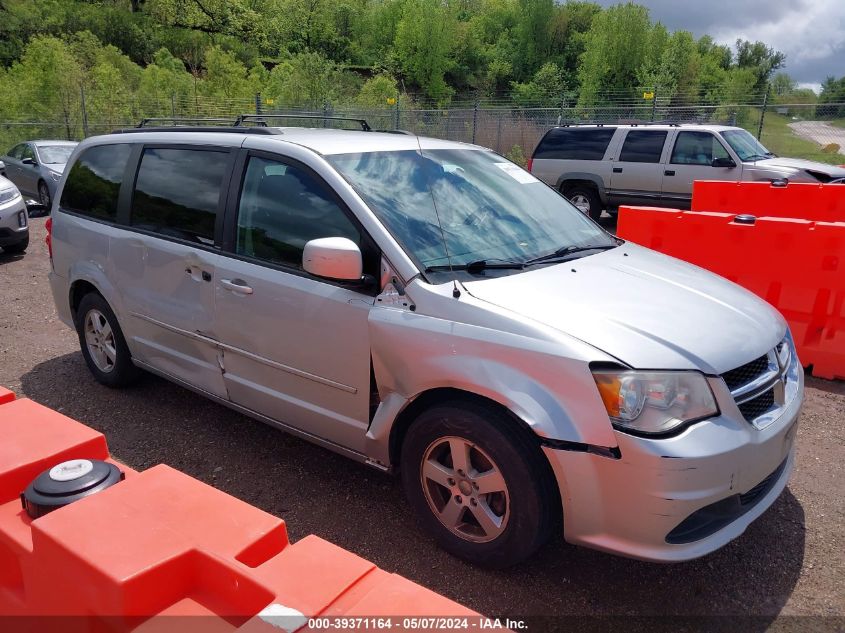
[{"xmin": 328, "ymin": 149, "xmax": 615, "ymax": 276}]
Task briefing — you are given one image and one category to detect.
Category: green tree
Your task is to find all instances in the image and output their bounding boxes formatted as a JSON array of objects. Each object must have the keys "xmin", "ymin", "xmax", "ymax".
[
  {"xmin": 577, "ymin": 2, "xmax": 655, "ymax": 106},
  {"xmin": 394, "ymin": 0, "xmax": 456, "ymax": 101}
]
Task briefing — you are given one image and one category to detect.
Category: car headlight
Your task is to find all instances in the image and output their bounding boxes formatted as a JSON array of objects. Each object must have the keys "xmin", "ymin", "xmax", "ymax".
[
  {"xmin": 49, "ymin": 171, "xmax": 62, "ymax": 182},
  {"xmin": 0, "ymin": 187, "xmax": 21, "ymax": 204},
  {"xmin": 592, "ymin": 369, "xmax": 718, "ymax": 435}
]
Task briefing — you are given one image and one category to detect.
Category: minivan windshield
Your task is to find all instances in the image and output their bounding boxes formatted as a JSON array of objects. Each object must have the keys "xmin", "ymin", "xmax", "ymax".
[
  {"xmin": 328, "ymin": 149, "xmax": 616, "ymax": 277},
  {"xmin": 720, "ymin": 130, "xmax": 774, "ymax": 162}
]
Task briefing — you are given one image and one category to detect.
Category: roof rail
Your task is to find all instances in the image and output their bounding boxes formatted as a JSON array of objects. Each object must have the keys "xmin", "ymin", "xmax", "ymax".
[
  {"xmin": 234, "ymin": 113, "xmax": 372, "ymax": 131},
  {"xmin": 136, "ymin": 117, "xmax": 234, "ymax": 127},
  {"xmin": 112, "ymin": 126, "xmax": 283, "ymax": 136},
  {"xmin": 556, "ymin": 121, "xmax": 684, "ymax": 128}
]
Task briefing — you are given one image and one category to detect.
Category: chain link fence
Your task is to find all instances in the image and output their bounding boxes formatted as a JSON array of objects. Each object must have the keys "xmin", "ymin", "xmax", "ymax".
[{"xmin": 2, "ymin": 92, "xmax": 844, "ymax": 167}]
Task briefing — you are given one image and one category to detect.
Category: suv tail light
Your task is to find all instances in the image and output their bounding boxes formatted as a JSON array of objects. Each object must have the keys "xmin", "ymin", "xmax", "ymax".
[
  {"xmin": 526, "ymin": 158, "xmax": 533, "ymax": 172},
  {"xmin": 45, "ymin": 216, "xmax": 53, "ymax": 260}
]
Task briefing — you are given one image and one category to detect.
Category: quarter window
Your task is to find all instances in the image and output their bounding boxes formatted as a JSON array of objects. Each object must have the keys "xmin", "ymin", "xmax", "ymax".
[
  {"xmin": 671, "ymin": 132, "xmax": 730, "ymax": 165},
  {"xmin": 618, "ymin": 130, "xmax": 668, "ymax": 163},
  {"xmin": 130, "ymin": 148, "xmax": 228, "ymax": 245},
  {"xmin": 235, "ymin": 156, "xmax": 362, "ymax": 270},
  {"xmin": 60, "ymin": 143, "xmax": 132, "ymax": 221},
  {"xmin": 533, "ymin": 128, "xmax": 616, "ymax": 161}
]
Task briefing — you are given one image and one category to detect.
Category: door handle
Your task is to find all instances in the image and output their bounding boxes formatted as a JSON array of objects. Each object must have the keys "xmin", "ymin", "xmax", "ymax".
[
  {"xmin": 664, "ymin": 170, "xmax": 675, "ymax": 176},
  {"xmin": 220, "ymin": 278, "xmax": 253, "ymax": 295},
  {"xmin": 612, "ymin": 167, "xmax": 623, "ymax": 173}
]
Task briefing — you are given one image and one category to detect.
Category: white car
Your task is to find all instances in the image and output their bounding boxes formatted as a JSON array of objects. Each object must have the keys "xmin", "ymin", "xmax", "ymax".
[{"xmin": 0, "ymin": 174, "xmax": 28, "ymax": 254}]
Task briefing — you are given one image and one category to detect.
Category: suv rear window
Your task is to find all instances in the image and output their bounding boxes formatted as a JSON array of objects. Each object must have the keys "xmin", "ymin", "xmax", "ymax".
[
  {"xmin": 130, "ymin": 148, "xmax": 228, "ymax": 246},
  {"xmin": 533, "ymin": 128, "xmax": 616, "ymax": 161},
  {"xmin": 618, "ymin": 130, "xmax": 667, "ymax": 163},
  {"xmin": 60, "ymin": 143, "xmax": 131, "ymax": 221}
]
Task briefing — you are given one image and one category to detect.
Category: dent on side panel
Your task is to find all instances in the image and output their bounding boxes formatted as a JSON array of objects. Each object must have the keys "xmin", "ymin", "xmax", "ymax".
[{"xmin": 367, "ymin": 306, "xmax": 619, "ymax": 453}]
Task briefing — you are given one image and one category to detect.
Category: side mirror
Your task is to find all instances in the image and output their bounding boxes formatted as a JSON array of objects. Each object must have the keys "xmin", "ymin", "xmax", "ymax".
[
  {"xmin": 302, "ymin": 237, "xmax": 363, "ymax": 282},
  {"xmin": 711, "ymin": 157, "xmax": 736, "ymax": 168},
  {"xmin": 22, "ymin": 157, "xmax": 36, "ymax": 166}
]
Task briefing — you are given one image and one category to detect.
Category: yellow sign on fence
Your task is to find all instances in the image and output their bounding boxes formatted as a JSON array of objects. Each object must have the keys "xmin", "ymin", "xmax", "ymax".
[{"xmin": 643, "ymin": 91, "xmax": 655, "ymax": 100}]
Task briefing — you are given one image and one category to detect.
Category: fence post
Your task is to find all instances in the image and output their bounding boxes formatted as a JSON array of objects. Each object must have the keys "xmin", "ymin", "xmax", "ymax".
[
  {"xmin": 394, "ymin": 94, "xmax": 400, "ymax": 130},
  {"xmin": 255, "ymin": 92, "xmax": 262, "ymax": 116},
  {"xmin": 80, "ymin": 85, "xmax": 89, "ymax": 138},
  {"xmin": 757, "ymin": 84, "xmax": 769, "ymax": 140},
  {"xmin": 171, "ymin": 94, "xmax": 176, "ymax": 118},
  {"xmin": 496, "ymin": 115, "xmax": 503, "ymax": 153},
  {"xmin": 472, "ymin": 99, "xmax": 479, "ymax": 144},
  {"xmin": 651, "ymin": 89, "xmax": 657, "ymax": 122}
]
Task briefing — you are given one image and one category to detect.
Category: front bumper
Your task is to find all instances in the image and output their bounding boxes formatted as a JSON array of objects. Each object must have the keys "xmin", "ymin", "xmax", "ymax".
[
  {"xmin": 0, "ymin": 195, "xmax": 28, "ymax": 247},
  {"xmin": 545, "ymin": 359, "xmax": 803, "ymax": 562}
]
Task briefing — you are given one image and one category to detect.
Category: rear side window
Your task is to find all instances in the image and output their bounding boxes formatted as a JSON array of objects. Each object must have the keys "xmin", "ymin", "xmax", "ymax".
[
  {"xmin": 618, "ymin": 130, "xmax": 668, "ymax": 163},
  {"xmin": 130, "ymin": 148, "xmax": 228, "ymax": 246},
  {"xmin": 671, "ymin": 132, "xmax": 730, "ymax": 165},
  {"xmin": 533, "ymin": 128, "xmax": 616, "ymax": 161},
  {"xmin": 60, "ymin": 144, "xmax": 131, "ymax": 221}
]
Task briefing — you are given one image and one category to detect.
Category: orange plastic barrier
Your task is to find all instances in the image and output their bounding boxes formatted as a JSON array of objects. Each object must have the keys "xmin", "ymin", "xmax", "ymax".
[
  {"xmin": 618, "ymin": 206, "xmax": 845, "ymax": 380},
  {"xmin": 0, "ymin": 395, "xmax": 478, "ymax": 631},
  {"xmin": 691, "ymin": 181, "xmax": 845, "ymax": 222}
]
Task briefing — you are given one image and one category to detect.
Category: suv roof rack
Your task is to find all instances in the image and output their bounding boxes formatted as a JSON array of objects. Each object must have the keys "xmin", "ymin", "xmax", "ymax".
[
  {"xmin": 556, "ymin": 122, "xmax": 683, "ymax": 128},
  {"xmin": 234, "ymin": 113, "xmax": 372, "ymax": 131}
]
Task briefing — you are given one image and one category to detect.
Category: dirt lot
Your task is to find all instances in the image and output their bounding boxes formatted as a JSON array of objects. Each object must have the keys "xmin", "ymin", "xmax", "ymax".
[{"xmin": 1, "ymin": 217, "xmax": 843, "ymax": 628}]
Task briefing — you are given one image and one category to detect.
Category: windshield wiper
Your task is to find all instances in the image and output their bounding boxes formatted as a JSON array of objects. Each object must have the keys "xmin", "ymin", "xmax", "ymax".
[
  {"xmin": 525, "ymin": 244, "xmax": 618, "ymax": 266},
  {"xmin": 425, "ymin": 259, "xmax": 526, "ymax": 273}
]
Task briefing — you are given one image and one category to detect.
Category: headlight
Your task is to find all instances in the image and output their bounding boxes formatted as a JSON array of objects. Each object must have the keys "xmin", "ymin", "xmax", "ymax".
[
  {"xmin": 592, "ymin": 369, "xmax": 718, "ymax": 435},
  {"xmin": 49, "ymin": 171, "xmax": 62, "ymax": 182},
  {"xmin": 0, "ymin": 188, "xmax": 21, "ymax": 204}
]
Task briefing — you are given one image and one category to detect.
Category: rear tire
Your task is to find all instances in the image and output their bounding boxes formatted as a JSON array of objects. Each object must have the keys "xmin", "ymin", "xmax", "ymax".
[
  {"xmin": 563, "ymin": 184, "xmax": 602, "ymax": 221},
  {"xmin": 75, "ymin": 293, "xmax": 141, "ymax": 388},
  {"xmin": 400, "ymin": 400, "xmax": 557, "ymax": 568},
  {"xmin": 3, "ymin": 236, "xmax": 29, "ymax": 254}
]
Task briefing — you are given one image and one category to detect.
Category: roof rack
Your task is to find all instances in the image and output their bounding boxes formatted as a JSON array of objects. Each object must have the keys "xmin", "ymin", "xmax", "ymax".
[
  {"xmin": 112, "ymin": 126, "xmax": 282, "ymax": 136},
  {"xmin": 556, "ymin": 121, "xmax": 684, "ymax": 128},
  {"xmin": 136, "ymin": 117, "xmax": 234, "ymax": 127},
  {"xmin": 234, "ymin": 113, "xmax": 372, "ymax": 131}
]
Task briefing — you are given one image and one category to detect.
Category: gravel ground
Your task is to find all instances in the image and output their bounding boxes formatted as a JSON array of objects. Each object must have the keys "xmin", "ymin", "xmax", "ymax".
[
  {"xmin": 1, "ymin": 217, "xmax": 843, "ymax": 629},
  {"xmin": 789, "ymin": 121, "xmax": 845, "ymax": 156}
]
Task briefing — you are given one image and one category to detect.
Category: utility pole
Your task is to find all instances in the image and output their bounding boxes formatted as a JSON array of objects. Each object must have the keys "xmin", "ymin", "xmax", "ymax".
[{"xmin": 757, "ymin": 84, "xmax": 770, "ymax": 140}]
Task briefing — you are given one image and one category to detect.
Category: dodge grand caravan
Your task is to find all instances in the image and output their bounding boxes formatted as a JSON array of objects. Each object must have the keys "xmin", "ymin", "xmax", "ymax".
[
  {"xmin": 529, "ymin": 123, "xmax": 845, "ymax": 220},
  {"xmin": 48, "ymin": 123, "xmax": 803, "ymax": 567}
]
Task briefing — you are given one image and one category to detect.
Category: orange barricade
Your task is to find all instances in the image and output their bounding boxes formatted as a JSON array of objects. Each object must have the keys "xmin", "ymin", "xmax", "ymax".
[
  {"xmin": 691, "ymin": 181, "xmax": 845, "ymax": 222},
  {"xmin": 0, "ymin": 394, "xmax": 479, "ymax": 631},
  {"xmin": 618, "ymin": 206, "xmax": 845, "ymax": 380}
]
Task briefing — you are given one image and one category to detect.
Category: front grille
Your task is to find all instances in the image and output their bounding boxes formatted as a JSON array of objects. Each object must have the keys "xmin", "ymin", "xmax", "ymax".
[
  {"xmin": 737, "ymin": 389, "xmax": 776, "ymax": 421},
  {"xmin": 722, "ymin": 354, "xmax": 769, "ymax": 391}
]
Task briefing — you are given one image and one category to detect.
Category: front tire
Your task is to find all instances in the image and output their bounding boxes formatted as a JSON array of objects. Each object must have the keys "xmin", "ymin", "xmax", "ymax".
[
  {"xmin": 75, "ymin": 293, "xmax": 141, "ymax": 387},
  {"xmin": 38, "ymin": 180, "xmax": 51, "ymax": 210},
  {"xmin": 400, "ymin": 400, "xmax": 557, "ymax": 568},
  {"xmin": 3, "ymin": 236, "xmax": 29, "ymax": 254}
]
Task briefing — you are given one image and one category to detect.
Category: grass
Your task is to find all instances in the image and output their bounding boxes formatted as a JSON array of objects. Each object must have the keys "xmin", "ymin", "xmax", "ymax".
[
  {"xmin": 754, "ymin": 111, "xmax": 844, "ymax": 165},
  {"xmin": 830, "ymin": 118, "xmax": 845, "ymax": 130}
]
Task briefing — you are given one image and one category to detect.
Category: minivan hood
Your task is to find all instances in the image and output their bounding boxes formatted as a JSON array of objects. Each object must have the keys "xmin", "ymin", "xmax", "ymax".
[
  {"xmin": 744, "ymin": 156, "xmax": 845, "ymax": 178},
  {"xmin": 463, "ymin": 243, "xmax": 785, "ymax": 374}
]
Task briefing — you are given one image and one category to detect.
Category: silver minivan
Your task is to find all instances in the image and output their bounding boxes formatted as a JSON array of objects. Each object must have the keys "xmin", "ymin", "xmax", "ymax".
[{"xmin": 48, "ymin": 124, "xmax": 803, "ymax": 567}]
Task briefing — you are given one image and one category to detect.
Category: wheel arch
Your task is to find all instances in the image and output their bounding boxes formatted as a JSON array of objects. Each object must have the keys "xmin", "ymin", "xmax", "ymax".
[
  {"xmin": 556, "ymin": 173, "xmax": 608, "ymax": 203},
  {"xmin": 388, "ymin": 387, "xmax": 540, "ymax": 469}
]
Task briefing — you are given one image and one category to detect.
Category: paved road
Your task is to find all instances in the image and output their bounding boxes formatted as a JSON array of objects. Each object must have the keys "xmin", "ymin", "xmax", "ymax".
[
  {"xmin": 788, "ymin": 121, "xmax": 845, "ymax": 156},
  {"xmin": 1, "ymin": 218, "xmax": 844, "ymax": 629}
]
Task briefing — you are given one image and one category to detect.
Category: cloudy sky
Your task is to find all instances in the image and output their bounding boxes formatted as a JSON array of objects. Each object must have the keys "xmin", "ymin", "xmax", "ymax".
[{"xmin": 591, "ymin": 0, "xmax": 844, "ymax": 91}]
